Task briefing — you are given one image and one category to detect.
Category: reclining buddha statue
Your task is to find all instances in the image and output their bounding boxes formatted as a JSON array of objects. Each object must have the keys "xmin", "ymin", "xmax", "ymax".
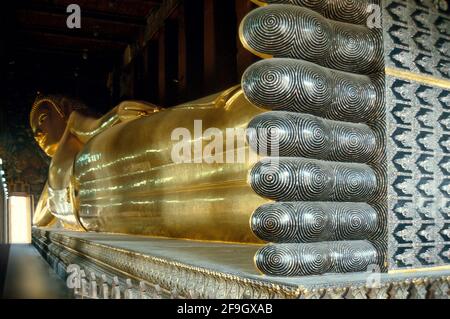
[{"xmin": 31, "ymin": 0, "xmax": 388, "ymax": 277}]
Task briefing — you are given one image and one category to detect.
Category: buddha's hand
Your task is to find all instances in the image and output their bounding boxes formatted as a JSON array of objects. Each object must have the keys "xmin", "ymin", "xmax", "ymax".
[
  {"xmin": 239, "ymin": 0, "xmax": 386, "ymax": 276},
  {"xmin": 116, "ymin": 101, "xmax": 162, "ymax": 122}
]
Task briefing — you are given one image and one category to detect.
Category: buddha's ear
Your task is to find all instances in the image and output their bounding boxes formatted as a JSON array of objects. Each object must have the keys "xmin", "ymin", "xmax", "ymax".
[
  {"xmin": 32, "ymin": 97, "xmax": 66, "ymax": 120},
  {"xmin": 47, "ymin": 100, "xmax": 65, "ymax": 119}
]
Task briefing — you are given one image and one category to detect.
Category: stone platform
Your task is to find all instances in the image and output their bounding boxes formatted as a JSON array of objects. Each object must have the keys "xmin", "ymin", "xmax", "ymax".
[{"xmin": 32, "ymin": 228, "xmax": 450, "ymax": 299}]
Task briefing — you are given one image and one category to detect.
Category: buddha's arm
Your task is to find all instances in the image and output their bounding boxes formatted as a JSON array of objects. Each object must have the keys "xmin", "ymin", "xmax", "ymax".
[
  {"xmin": 68, "ymin": 101, "xmax": 161, "ymax": 144},
  {"xmin": 49, "ymin": 101, "xmax": 161, "ymax": 188},
  {"xmin": 32, "ymin": 182, "xmax": 55, "ymax": 227},
  {"xmin": 48, "ymin": 125, "xmax": 84, "ymax": 190}
]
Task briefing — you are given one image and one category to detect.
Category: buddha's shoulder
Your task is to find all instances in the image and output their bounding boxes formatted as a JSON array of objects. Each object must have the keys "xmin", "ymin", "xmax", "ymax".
[{"xmin": 173, "ymin": 85, "xmax": 245, "ymax": 110}]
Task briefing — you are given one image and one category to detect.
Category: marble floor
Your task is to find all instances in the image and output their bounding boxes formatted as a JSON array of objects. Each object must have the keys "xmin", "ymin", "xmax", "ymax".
[{"xmin": 1, "ymin": 244, "xmax": 72, "ymax": 299}]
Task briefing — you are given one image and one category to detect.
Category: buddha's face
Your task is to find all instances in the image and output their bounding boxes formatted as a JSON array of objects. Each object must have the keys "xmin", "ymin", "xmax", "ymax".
[{"xmin": 31, "ymin": 102, "xmax": 67, "ymax": 157}]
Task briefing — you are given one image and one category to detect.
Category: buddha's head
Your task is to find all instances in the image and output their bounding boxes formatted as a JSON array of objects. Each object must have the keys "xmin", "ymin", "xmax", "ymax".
[{"xmin": 30, "ymin": 94, "xmax": 88, "ymax": 157}]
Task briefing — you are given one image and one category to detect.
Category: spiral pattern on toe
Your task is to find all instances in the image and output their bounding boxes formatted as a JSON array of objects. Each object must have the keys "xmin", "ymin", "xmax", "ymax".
[
  {"xmin": 240, "ymin": 5, "xmax": 383, "ymax": 74},
  {"xmin": 261, "ymin": 0, "xmax": 378, "ymax": 25},
  {"xmin": 329, "ymin": 23, "xmax": 383, "ymax": 74},
  {"xmin": 250, "ymin": 158, "xmax": 300, "ymax": 201},
  {"xmin": 255, "ymin": 241, "xmax": 377, "ymax": 276},
  {"xmin": 328, "ymin": 121, "xmax": 377, "ymax": 162},
  {"xmin": 331, "ymin": 162, "xmax": 377, "ymax": 201},
  {"xmin": 242, "ymin": 59, "xmax": 382, "ymax": 123},
  {"xmin": 247, "ymin": 112, "xmax": 330, "ymax": 158},
  {"xmin": 251, "ymin": 202, "xmax": 378, "ymax": 242},
  {"xmin": 328, "ymin": 241, "xmax": 378, "ymax": 273},
  {"xmin": 242, "ymin": 59, "xmax": 331, "ymax": 114},
  {"xmin": 250, "ymin": 158, "xmax": 376, "ymax": 202},
  {"xmin": 247, "ymin": 111, "xmax": 377, "ymax": 162},
  {"xmin": 251, "ymin": 202, "xmax": 327, "ymax": 242},
  {"xmin": 328, "ymin": 203, "xmax": 378, "ymax": 240},
  {"xmin": 255, "ymin": 243, "xmax": 330, "ymax": 276}
]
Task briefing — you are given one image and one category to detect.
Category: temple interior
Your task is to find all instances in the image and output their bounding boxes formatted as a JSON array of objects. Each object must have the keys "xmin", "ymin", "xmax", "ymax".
[
  {"xmin": 0, "ymin": 0, "xmax": 260, "ymax": 298},
  {"xmin": 1, "ymin": 0, "xmax": 450, "ymax": 300}
]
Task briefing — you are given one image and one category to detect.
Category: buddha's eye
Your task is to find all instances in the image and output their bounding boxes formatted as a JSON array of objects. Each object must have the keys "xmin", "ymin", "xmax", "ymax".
[{"xmin": 38, "ymin": 113, "xmax": 48, "ymax": 125}]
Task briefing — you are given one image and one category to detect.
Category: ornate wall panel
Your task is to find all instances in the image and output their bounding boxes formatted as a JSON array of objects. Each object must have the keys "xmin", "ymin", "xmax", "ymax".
[
  {"xmin": 384, "ymin": 0, "xmax": 450, "ymax": 269},
  {"xmin": 384, "ymin": 0, "xmax": 449, "ymax": 79}
]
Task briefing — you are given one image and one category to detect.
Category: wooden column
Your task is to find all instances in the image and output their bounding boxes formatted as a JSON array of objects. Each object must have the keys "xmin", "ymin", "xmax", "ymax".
[
  {"xmin": 203, "ymin": 0, "xmax": 239, "ymax": 94},
  {"xmin": 158, "ymin": 29, "xmax": 166, "ymax": 105},
  {"xmin": 134, "ymin": 52, "xmax": 145, "ymax": 100},
  {"xmin": 182, "ymin": 0, "xmax": 204, "ymax": 101},
  {"xmin": 145, "ymin": 40, "xmax": 160, "ymax": 104},
  {"xmin": 154, "ymin": 2, "xmax": 205, "ymax": 105},
  {"xmin": 164, "ymin": 17, "xmax": 180, "ymax": 106},
  {"xmin": 235, "ymin": 0, "xmax": 259, "ymax": 79},
  {"xmin": 203, "ymin": 0, "xmax": 216, "ymax": 93},
  {"xmin": 178, "ymin": 5, "xmax": 188, "ymax": 99}
]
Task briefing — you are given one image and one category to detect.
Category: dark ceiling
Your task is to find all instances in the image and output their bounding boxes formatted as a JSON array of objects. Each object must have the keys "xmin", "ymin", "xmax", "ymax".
[
  {"xmin": 13, "ymin": 0, "xmax": 160, "ymax": 56},
  {"xmin": 1, "ymin": 0, "xmax": 164, "ymax": 111}
]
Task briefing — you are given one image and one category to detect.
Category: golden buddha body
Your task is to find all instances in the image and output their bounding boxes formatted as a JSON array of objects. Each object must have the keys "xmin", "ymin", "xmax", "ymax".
[{"xmin": 31, "ymin": 87, "xmax": 268, "ymax": 243}]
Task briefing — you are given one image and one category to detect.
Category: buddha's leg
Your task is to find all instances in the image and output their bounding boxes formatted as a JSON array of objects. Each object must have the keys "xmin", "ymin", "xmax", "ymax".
[{"xmin": 240, "ymin": 1, "xmax": 386, "ymax": 275}]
